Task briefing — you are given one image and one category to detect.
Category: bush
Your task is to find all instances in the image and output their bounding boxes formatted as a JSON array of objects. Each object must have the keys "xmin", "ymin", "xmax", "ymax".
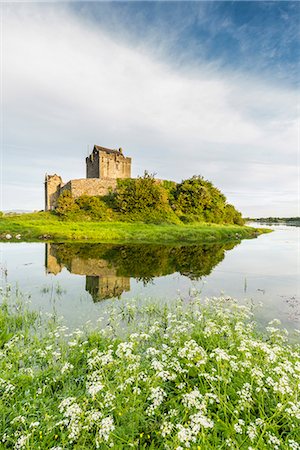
[
  {"xmin": 114, "ymin": 172, "xmax": 170, "ymax": 214},
  {"xmin": 56, "ymin": 191, "xmax": 80, "ymax": 218},
  {"xmin": 55, "ymin": 175, "xmax": 244, "ymax": 226},
  {"xmin": 172, "ymin": 176, "xmax": 242, "ymax": 225},
  {"xmin": 224, "ymin": 204, "xmax": 244, "ymax": 226},
  {"xmin": 75, "ymin": 195, "xmax": 112, "ymax": 221}
]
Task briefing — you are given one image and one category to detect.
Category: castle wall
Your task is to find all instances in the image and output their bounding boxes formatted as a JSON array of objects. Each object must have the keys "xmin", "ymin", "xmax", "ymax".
[
  {"xmin": 86, "ymin": 152, "xmax": 100, "ymax": 178},
  {"xmin": 44, "ymin": 174, "xmax": 63, "ymax": 211},
  {"xmin": 86, "ymin": 148, "xmax": 131, "ymax": 180},
  {"xmin": 67, "ymin": 178, "xmax": 117, "ymax": 198},
  {"xmin": 99, "ymin": 151, "xmax": 131, "ymax": 179}
]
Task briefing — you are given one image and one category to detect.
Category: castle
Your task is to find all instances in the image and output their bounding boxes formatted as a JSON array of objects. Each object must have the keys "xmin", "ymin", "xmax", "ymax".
[{"xmin": 44, "ymin": 145, "xmax": 132, "ymax": 210}]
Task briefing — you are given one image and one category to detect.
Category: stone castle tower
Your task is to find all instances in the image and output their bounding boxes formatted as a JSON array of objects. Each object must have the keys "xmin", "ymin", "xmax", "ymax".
[
  {"xmin": 45, "ymin": 145, "xmax": 132, "ymax": 210},
  {"xmin": 86, "ymin": 145, "xmax": 131, "ymax": 179}
]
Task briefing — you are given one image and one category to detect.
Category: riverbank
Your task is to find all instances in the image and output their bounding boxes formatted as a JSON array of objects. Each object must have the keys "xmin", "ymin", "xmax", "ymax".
[
  {"xmin": 0, "ymin": 294, "xmax": 299, "ymax": 449},
  {"xmin": 0, "ymin": 212, "xmax": 270, "ymax": 244}
]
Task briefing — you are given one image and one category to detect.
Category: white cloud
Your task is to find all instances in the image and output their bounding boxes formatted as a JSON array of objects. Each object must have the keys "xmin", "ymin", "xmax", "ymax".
[{"xmin": 2, "ymin": 4, "xmax": 298, "ymax": 216}]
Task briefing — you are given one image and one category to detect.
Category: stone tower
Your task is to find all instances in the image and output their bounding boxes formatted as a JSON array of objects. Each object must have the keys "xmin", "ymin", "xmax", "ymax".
[
  {"xmin": 44, "ymin": 174, "xmax": 63, "ymax": 211},
  {"xmin": 86, "ymin": 145, "xmax": 131, "ymax": 179}
]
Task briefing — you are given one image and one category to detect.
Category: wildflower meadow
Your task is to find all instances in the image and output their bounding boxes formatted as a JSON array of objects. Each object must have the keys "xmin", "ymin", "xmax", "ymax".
[{"xmin": 0, "ymin": 289, "xmax": 299, "ymax": 449}]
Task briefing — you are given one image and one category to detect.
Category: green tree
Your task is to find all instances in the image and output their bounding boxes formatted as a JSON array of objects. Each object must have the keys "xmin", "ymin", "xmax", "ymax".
[
  {"xmin": 114, "ymin": 172, "xmax": 169, "ymax": 213},
  {"xmin": 56, "ymin": 191, "xmax": 80, "ymax": 217}
]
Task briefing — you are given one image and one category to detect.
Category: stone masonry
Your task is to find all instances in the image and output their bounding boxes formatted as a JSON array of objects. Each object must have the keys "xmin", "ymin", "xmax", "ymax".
[{"xmin": 44, "ymin": 145, "xmax": 132, "ymax": 210}]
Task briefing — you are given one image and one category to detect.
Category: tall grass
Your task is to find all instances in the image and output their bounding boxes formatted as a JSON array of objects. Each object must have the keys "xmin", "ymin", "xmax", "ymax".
[
  {"xmin": 0, "ymin": 289, "xmax": 299, "ymax": 449},
  {"xmin": 0, "ymin": 212, "xmax": 270, "ymax": 243}
]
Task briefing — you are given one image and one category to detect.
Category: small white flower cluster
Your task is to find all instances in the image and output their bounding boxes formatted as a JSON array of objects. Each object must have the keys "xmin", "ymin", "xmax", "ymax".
[
  {"xmin": 178, "ymin": 340, "xmax": 207, "ymax": 366},
  {"xmin": 0, "ymin": 377, "xmax": 15, "ymax": 397},
  {"xmin": 14, "ymin": 434, "xmax": 29, "ymax": 450},
  {"xmin": 116, "ymin": 341, "xmax": 134, "ymax": 359},
  {"xmin": 59, "ymin": 397, "xmax": 82, "ymax": 442},
  {"xmin": 285, "ymin": 401, "xmax": 300, "ymax": 420},
  {"xmin": 86, "ymin": 370, "xmax": 104, "ymax": 398},
  {"xmin": 146, "ymin": 386, "xmax": 166, "ymax": 416},
  {"xmin": 96, "ymin": 416, "xmax": 115, "ymax": 447},
  {"xmin": 266, "ymin": 432, "xmax": 281, "ymax": 449},
  {"xmin": 236, "ymin": 383, "xmax": 253, "ymax": 410},
  {"xmin": 182, "ymin": 389, "xmax": 204, "ymax": 410},
  {"xmin": 176, "ymin": 411, "xmax": 214, "ymax": 447},
  {"xmin": 160, "ymin": 420, "xmax": 173, "ymax": 437},
  {"xmin": 210, "ymin": 347, "xmax": 233, "ymax": 362},
  {"xmin": 87, "ymin": 348, "xmax": 114, "ymax": 369},
  {"xmin": 61, "ymin": 362, "xmax": 74, "ymax": 374}
]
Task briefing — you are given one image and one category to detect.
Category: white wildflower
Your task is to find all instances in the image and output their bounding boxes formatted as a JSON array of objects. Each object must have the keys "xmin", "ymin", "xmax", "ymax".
[
  {"xmin": 87, "ymin": 381, "xmax": 104, "ymax": 398},
  {"xmin": 61, "ymin": 362, "xmax": 74, "ymax": 374},
  {"xmin": 182, "ymin": 389, "xmax": 204, "ymax": 410},
  {"xmin": 146, "ymin": 387, "xmax": 166, "ymax": 416},
  {"xmin": 160, "ymin": 421, "xmax": 173, "ymax": 437},
  {"xmin": 97, "ymin": 416, "xmax": 115, "ymax": 444}
]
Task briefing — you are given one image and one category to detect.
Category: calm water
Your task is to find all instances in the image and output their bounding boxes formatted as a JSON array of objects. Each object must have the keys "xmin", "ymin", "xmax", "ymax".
[{"xmin": 0, "ymin": 224, "xmax": 299, "ymax": 329}]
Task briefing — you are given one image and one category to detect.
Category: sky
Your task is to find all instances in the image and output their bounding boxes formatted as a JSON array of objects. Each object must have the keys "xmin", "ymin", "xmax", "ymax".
[{"xmin": 1, "ymin": 1, "xmax": 299, "ymax": 217}]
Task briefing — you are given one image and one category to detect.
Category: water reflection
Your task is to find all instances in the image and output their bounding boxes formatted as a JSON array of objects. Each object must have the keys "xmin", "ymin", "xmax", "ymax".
[{"xmin": 45, "ymin": 241, "xmax": 239, "ymax": 301}]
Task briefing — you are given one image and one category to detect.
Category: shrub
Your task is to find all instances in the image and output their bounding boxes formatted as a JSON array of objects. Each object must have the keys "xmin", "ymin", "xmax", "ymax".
[
  {"xmin": 75, "ymin": 195, "xmax": 112, "ymax": 221},
  {"xmin": 172, "ymin": 176, "xmax": 242, "ymax": 225},
  {"xmin": 224, "ymin": 204, "xmax": 244, "ymax": 225},
  {"xmin": 56, "ymin": 191, "xmax": 80, "ymax": 218},
  {"xmin": 114, "ymin": 172, "xmax": 170, "ymax": 214}
]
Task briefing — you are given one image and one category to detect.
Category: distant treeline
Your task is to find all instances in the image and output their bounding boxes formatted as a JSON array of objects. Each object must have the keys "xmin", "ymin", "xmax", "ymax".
[
  {"xmin": 55, "ymin": 173, "xmax": 244, "ymax": 225},
  {"xmin": 247, "ymin": 217, "xmax": 300, "ymax": 224}
]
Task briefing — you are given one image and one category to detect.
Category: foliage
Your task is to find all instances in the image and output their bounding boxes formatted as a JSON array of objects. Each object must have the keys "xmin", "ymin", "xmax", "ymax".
[
  {"xmin": 75, "ymin": 195, "xmax": 112, "ymax": 221},
  {"xmin": 114, "ymin": 172, "xmax": 169, "ymax": 211},
  {"xmin": 56, "ymin": 191, "xmax": 80, "ymax": 218},
  {"xmin": 223, "ymin": 204, "xmax": 244, "ymax": 226},
  {"xmin": 0, "ymin": 293, "xmax": 299, "ymax": 449},
  {"xmin": 171, "ymin": 176, "xmax": 243, "ymax": 225},
  {"xmin": 54, "ymin": 174, "xmax": 244, "ymax": 226},
  {"xmin": 56, "ymin": 192, "xmax": 112, "ymax": 221}
]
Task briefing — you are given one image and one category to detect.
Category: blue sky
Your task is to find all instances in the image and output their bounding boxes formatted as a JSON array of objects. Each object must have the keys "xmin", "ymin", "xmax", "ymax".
[
  {"xmin": 72, "ymin": 1, "xmax": 299, "ymax": 86},
  {"xmin": 1, "ymin": 1, "xmax": 299, "ymax": 216}
]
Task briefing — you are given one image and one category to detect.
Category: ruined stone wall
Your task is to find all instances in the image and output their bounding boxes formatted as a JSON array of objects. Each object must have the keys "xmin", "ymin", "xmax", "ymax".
[
  {"xmin": 44, "ymin": 174, "xmax": 63, "ymax": 211},
  {"xmin": 46, "ymin": 178, "xmax": 118, "ymax": 210}
]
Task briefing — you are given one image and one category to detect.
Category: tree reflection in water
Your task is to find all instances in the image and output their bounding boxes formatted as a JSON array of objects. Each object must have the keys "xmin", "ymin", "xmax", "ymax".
[{"xmin": 45, "ymin": 241, "xmax": 239, "ymax": 302}]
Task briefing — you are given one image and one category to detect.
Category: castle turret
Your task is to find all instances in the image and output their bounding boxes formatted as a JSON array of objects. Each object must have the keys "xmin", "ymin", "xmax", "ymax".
[{"xmin": 44, "ymin": 174, "xmax": 63, "ymax": 211}]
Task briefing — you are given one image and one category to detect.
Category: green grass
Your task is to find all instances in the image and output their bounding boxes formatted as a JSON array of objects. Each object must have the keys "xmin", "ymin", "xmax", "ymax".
[
  {"xmin": 0, "ymin": 212, "xmax": 271, "ymax": 244},
  {"xmin": 0, "ymin": 292, "xmax": 299, "ymax": 449}
]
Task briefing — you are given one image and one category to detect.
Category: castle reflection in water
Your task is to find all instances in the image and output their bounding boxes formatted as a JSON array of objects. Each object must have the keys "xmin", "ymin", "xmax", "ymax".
[
  {"xmin": 45, "ymin": 240, "xmax": 239, "ymax": 302},
  {"xmin": 45, "ymin": 244, "xmax": 130, "ymax": 301}
]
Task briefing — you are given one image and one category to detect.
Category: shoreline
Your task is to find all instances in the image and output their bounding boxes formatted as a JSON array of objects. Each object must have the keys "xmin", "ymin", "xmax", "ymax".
[{"xmin": 0, "ymin": 212, "xmax": 271, "ymax": 244}]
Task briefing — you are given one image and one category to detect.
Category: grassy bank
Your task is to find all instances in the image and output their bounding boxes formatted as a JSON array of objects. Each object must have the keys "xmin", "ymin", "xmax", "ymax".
[
  {"xmin": 0, "ymin": 212, "xmax": 270, "ymax": 244},
  {"xmin": 0, "ymin": 293, "xmax": 299, "ymax": 449}
]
